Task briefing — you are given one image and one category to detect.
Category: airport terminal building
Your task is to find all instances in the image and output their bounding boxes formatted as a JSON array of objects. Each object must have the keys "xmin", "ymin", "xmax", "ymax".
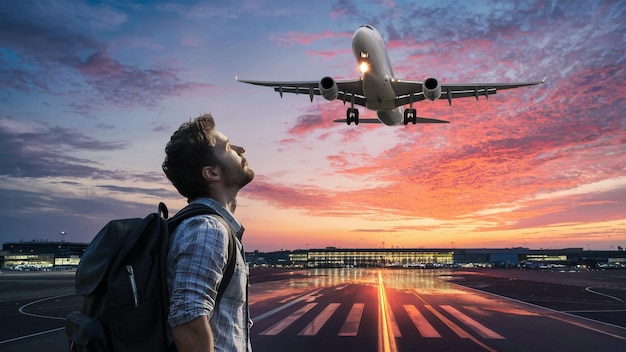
[
  {"xmin": 249, "ymin": 247, "xmax": 626, "ymax": 269},
  {"xmin": 1, "ymin": 241, "xmax": 85, "ymax": 270},
  {"xmin": 1, "ymin": 241, "xmax": 625, "ymax": 270}
]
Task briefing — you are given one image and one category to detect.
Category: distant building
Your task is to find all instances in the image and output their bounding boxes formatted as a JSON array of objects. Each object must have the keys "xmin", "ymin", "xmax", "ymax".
[
  {"xmin": 1, "ymin": 241, "xmax": 625, "ymax": 270},
  {"xmin": 1, "ymin": 241, "xmax": 87, "ymax": 270}
]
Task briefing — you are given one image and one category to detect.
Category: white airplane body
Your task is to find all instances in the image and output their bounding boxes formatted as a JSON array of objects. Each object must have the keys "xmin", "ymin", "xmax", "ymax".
[{"xmin": 237, "ymin": 25, "xmax": 544, "ymax": 126}]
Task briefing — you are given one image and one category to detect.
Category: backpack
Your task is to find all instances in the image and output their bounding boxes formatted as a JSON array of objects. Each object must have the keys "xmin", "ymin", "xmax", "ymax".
[{"xmin": 65, "ymin": 202, "xmax": 238, "ymax": 352}]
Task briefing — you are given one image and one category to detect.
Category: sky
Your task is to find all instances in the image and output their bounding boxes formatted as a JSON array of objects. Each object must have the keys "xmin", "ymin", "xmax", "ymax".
[{"xmin": 1, "ymin": 0, "xmax": 624, "ymax": 252}]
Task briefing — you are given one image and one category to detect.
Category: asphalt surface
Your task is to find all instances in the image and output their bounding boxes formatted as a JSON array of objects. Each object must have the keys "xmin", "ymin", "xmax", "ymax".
[{"xmin": 1, "ymin": 268, "xmax": 625, "ymax": 352}]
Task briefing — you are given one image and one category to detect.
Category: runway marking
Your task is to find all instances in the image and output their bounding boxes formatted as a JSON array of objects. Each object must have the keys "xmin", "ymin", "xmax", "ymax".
[
  {"xmin": 440, "ymin": 305, "xmax": 505, "ymax": 339},
  {"xmin": 18, "ymin": 293, "xmax": 75, "ymax": 320},
  {"xmin": 260, "ymin": 303, "xmax": 317, "ymax": 335},
  {"xmin": 424, "ymin": 305, "xmax": 470, "ymax": 339},
  {"xmin": 377, "ymin": 271, "xmax": 397, "ymax": 352},
  {"xmin": 424, "ymin": 305, "xmax": 498, "ymax": 352},
  {"xmin": 403, "ymin": 305, "xmax": 441, "ymax": 338},
  {"xmin": 456, "ymin": 281, "xmax": 626, "ymax": 340},
  {"xmin": 388, "ymin": 303, "xmax": 402, "ymax": 337},
  {"xmin": 585, "ymin": 287, "xmax": 623, "ymax": 302},
  {"xmin": 548, "ymin": 314, "xmax": 626, "ymax": 341},
  {"xmin": 299, "ymin": 303, "xmax": 340, "ymax": 336},
  {"xmin": 339, "ymin": 303, "xmax": 365, "ymax": 336},
  {"xmin": 253, "ymin": 288, "xmax": 321, "ymax": 323},
  {"xmin": 565, "ymin": 309, "xmax": 626, "ymax": 313},
  {"xmin": 0, "ymin": 327, "xmax": 65, "ymax": 345}
]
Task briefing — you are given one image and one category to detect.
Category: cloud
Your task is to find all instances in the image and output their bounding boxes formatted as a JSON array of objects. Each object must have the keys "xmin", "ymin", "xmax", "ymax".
[
  {"xmin": 272, "ymin": 30, "xmax": 352, "ymax": 46},
  {"xmin": 0, "ymin": 2, "xmax": 211, "ymax": 115},
  {"xmin": 272, "ymin": 0, "xmax": 625, "ymax": 230},
  {"xmin": 0, "ymin": 117, "xmax": 166, "ymax": 183},
  {"xmin": 0, "ymin": 186, "xmax": 173, "ymax": 243},
  {"xmin": 305, "ymin": 48, "xmax": 353, "ymax": 60},
  {"xmin": 0, "ymin": 117, "xmax": 129, "ymax": 178}
]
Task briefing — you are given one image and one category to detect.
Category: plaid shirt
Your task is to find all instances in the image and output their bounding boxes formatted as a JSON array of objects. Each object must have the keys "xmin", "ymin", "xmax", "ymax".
[{"xmin": 167, "ymin": 198, "xmax": 252, "ymax": 352}]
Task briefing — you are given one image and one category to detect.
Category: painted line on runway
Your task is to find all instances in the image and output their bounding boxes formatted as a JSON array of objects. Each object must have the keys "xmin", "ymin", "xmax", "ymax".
[
  {"xmin": 18, "ymin": 293, "xmax": 75, "ymax": 320},
  {"xmin": 548, "ymin": 314, "xmax": 626, "ymax": 341},
  {"xmin": 339, "ymin": 303, "xmax": 365, "ymax": 336},
  {"xmin": 298, "ymin": 303, "xmax": 340, "ymax": 336},
  {"xmin": 424, "ymin": 305, "xmax": 498, "ymax": 352},
  {"xmin": 260, "ymin": 303, "xmax": 317, "ymax": 335},
  {"xmin": 585, "ymin": 287, "xmax": 623, "ymax": 302},
  {"xmin": 424, "ymin": 305, "xmax": 470, "ymax": 339},
  {"xmin": 253, "ymin": 288, "xmax": 321, "ymax": 323},
  {"xmin": 403, "ymin": 305, "xmax": 441, "ymax": 338},
  {"xmin": 414, "ymin": 287, "xmax": 499, "ymax": 352},
  {"xmin": 565, "ymin": 309, "xmax": 626, "ymax": 313},
  {"xmin": 440, "ymin": 305, "xmax": 505, "ymax": 339},
  {"xmin": 377, "ymin": 270, "xmax": 397, "ymax": 352},
  {"xmin": 453, "ymin": 281, "xmax": 626, "ymax": 339},
  {"xmin": 0, "ymin": 327, "xmax": 65, "ymax": 345}
]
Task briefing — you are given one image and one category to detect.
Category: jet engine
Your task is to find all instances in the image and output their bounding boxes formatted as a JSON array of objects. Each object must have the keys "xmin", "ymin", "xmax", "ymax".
[
  {"xmin": 319, "ymin": 76, "xmax": 338, "ymax": 101},
  {"xmin": 423, "ymin": 77, "xmax": 441, "ymax": 101}
]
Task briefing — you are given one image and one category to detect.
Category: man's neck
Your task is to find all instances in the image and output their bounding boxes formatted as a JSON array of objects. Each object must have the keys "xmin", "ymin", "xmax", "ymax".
[{"xmin": 206, "ymin": 187, "xmax": 238, "ymax": 213}]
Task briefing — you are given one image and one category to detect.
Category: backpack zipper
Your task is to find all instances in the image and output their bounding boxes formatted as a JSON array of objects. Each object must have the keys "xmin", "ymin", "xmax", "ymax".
[{"xmin": 126, "ymin": 265, "xmax": 139, "ymax": 306}]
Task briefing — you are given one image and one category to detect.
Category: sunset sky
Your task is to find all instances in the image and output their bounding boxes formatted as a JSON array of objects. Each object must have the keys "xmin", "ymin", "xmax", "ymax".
[{"xmin": 1, "ymin": 0, "xmax": 624, "ymax": 252}]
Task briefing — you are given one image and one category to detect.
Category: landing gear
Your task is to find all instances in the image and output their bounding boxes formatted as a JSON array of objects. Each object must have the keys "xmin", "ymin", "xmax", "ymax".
[
  {"xmin": 404, "ymin": 108, "xmax": 417, "ymax": 125},
  {"xmin": 346, "ymin": 108, "xmax": 359, "ymax": 125}
]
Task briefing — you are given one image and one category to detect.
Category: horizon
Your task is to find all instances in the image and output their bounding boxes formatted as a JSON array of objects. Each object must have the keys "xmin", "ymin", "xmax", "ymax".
[
  {"xmin": 1, "ymin": 0, "xmax": 624, "ymax": 252},
  {"xmin": 1, "ymin": 238, "xmax": 622, "ymax": 254}
]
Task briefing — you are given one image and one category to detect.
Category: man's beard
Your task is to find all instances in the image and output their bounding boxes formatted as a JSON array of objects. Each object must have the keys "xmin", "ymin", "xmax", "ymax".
[{"xmin": 221, "ymin": 159, "xmax": 254, "ymax": 189}]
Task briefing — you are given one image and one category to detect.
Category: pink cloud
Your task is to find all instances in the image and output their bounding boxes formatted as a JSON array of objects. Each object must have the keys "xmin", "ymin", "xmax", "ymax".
[
  {"xmin": 305, "ymin": 48, "xmax": 352, "ymax": 60},
  {"xmin": 272, "ymin": 30, "xmax": 352, "ymax": 46},
  {"xmin": 78, "ymin": 51, "xmax": 124, "ymax": 76}
]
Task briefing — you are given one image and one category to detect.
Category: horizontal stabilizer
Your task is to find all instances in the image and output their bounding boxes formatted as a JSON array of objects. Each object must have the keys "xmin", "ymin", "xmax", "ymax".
[
  {"xmin": 333, "ymin": 118, "xmax": 381, "ymax": 124},
  {"xmin": 415, "ymin": 117, "xmax": 449, "ymax": 123}
]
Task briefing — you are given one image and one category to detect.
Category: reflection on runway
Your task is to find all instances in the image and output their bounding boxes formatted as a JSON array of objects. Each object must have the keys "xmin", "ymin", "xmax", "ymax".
[
  {"xmin": 3, "ymin": 269, "xmax": 625, "ymax": 352},
  {"xmin": 250, "ymin": 269, "xmax": 626, "ymax": 352}
]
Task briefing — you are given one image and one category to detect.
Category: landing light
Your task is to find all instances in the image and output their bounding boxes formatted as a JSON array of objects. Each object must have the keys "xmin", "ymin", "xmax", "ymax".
[{"xmin": 359, "ymin": 62, "xmax": 369, "ymax": 73}]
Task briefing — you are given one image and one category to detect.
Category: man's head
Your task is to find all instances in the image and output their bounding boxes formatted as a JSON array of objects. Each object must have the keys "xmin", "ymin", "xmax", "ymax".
[{"xmin": 162, "ymin": 113, "xmax": 254, "ymax": 200}]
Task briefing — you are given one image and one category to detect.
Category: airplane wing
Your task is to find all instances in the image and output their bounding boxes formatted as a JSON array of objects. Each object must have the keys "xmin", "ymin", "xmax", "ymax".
[
  {"xmin": 236, "ymin": 77, "xmax": 368, "ymax": 107},
  {"xmin": 392, "ymin": 78, "xmax": 545, "ymax": 107}
]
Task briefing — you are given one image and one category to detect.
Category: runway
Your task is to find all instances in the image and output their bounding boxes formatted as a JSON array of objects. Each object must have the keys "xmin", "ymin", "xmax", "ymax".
[{"xmin": 1, "ymin": 268, "xmax": 625, "ymax": 351}]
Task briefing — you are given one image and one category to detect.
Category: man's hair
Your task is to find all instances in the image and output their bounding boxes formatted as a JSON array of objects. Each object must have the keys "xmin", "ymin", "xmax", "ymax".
[{"xmin": 163, "ymin": 113, "xmax": 220, "ymax": 200}]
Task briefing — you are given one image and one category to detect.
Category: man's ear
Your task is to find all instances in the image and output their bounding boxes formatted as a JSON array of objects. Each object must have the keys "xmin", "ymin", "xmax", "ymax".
[{"xmin": 201, "ymin": 165, "xmax": 221, "ymax": 182}]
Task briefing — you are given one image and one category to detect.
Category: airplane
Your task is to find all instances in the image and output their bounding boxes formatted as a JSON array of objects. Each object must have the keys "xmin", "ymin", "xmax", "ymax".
[{"xmin": 236, "ymin": 25, "xmax": 545, "ymax": 126}]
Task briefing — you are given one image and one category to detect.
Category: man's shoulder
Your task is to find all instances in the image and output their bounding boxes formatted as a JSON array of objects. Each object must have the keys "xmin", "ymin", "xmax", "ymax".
[{"xmin": 175, "ymin": 214, "xmax": 229, "ymax": 237}]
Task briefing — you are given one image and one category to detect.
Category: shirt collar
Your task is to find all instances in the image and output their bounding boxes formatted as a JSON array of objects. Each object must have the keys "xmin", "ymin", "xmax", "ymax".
[{"xmin": 189, "ymin": 197, "xmax": 245, "ymax": 239}]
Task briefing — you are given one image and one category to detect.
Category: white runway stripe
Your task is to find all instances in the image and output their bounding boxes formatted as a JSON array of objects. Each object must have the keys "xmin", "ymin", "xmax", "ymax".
[
  {"xmin": 440, "ymin": 305, "xmax": 505, "ymax": 339},
  {"xmin": 299, "ymin": 303, "xmax": 341, "ymax": 336},
  {"xmin": 403, "ymin": 305, "xmax": 441, "ymax": 338},
  {"xmin": 388, "ymin": 303, "xmax": 402, "ymax": 337},
  {"xmin": 260, "ymin": 303, "xmax": 317, "ymax": 336},
  {"xmin": 339, "ymin": 303, "xmax": 365, "ymax": 336}
]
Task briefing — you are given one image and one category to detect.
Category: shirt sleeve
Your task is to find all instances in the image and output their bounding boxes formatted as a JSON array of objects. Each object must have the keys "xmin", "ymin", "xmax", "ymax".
[{"xmin": 168, "ymin": 216, "xmax": 229, "ymax": 327}]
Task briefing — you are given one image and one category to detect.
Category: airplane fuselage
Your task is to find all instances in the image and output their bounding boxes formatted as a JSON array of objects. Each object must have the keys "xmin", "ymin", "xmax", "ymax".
[{"xmin": 351, "ymin": 25, "xmax": 404, "ymax": 125}]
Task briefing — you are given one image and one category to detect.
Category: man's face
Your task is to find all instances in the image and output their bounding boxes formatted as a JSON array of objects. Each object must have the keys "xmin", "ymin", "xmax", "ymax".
[{"xmin": 213, "ymin": 131, "xmax": 254, "ymax": 189}]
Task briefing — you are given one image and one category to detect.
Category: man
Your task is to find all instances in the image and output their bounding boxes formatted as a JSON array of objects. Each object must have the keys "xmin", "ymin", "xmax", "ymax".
[{"xmin": 162, "ymin": 113, "xmax": 254, "ymax": 352}]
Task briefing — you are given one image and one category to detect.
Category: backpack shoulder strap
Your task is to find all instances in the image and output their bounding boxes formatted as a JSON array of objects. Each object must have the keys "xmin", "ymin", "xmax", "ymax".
[
  {"xmin": 167, "ymin": 203, "xmax": 238, "ymax": 307},
  {"xmin": 208, "ymin": 215, "xmax": 237, "ymax": 307}
]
